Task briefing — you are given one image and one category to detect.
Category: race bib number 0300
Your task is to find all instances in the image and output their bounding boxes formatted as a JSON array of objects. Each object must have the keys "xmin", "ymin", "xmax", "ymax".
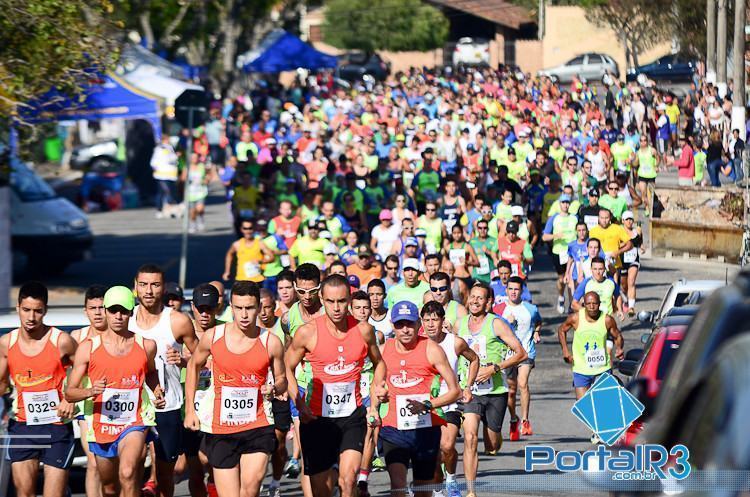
[{"xmin": 101, "ymin": 388, "xmax": 139, "ymax": 425}]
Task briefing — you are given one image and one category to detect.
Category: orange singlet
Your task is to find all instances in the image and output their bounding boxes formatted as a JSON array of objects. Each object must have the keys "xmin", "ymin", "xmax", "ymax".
[
  {"xmin": 8, "ymin": 328, "xmax": 67, "ymax": 425},
  {"xmin": 207, "ymin": 324, "xmax": 270, "ymax": 434},
  {"xmin": 306, "ymin": 315, "xmax": 368, "ymax": 418},
  {"xmin": 381, "ymin": 336, "xmax": 444, "ymax": 430},
  {"xmin": 88, "ymin": 335, "xmax": 149, "ymax": 443}
]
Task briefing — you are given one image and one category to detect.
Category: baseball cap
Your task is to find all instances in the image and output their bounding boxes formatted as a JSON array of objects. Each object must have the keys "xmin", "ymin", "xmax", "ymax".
[
  {"xmin": 379, "ymin": 209, "xmax": 393, "ymax": 221},
  {"xmin": 505, "ymin": 220, "xmax": 519, "ymax": 233},
  {"xmin": 402, "ymin": 258, "xmax": 421, "ymax": 271},
  {"xmin": 391, "ymin": 301, "xmax": 419, "ymax": 323},
  {"xmin": 324, "ymin": 243, "xmax": 337, "ymax": 255},
  {"xmin": 511, "ymin": 205, "xmax": 524, "ymax": 217},
  {"xmin": 559, "ymin": 194, "xmax": 572, "ymax": 203},
  {"xmin": 164, "ymin": 282, "xmax": 183, "ymax": 299},
  {"xmin": 347, "ymin": 274, "xmax": 361, "ymax": 289},
  {"xmin": 357, "ymin": 244, "xmax": 372, "ymax": 256},
  {"xmin": 415, "ymin": 228, "xmax": 427, "ymax": 237},
  {"xmin": 307, "ymin": 218, "xmax": 320, "ymax": 229},
  {"xmin": 104, "ymin": 286, "xmax": 135, "ymax": 311},
  {"xmin": 405, "ymin": 237, "xmax": 419, "ymax": 247},
  {"xmin": 622, "ymin": 210, "xmax": 635, "ymax": 221},
  {"xmin": 192, "ymin": 283, "xmax": 220, "ymax": 308},
  {"xmin": 588, "ymin": 188, "xmax": 600, "ymax": 197}
]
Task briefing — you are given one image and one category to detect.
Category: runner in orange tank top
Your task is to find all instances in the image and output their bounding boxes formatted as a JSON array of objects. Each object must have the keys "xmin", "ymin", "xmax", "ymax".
[
  {"xmin": 371, "ymin": 300, "xmax": 460, "ymax": 497},
  {"xmin": 184, "ymin": 281, "xmax": 286, "ymax": 497},
  {"xmin": 285, "ymin": 275, "xmax": 384, "ymax": 497},
  {"xmin": 66, "ymin": 286, "xmax": 165, "ymax": 497},
  {"xmin": 0, "ymin": 282, "xmax": 78, "ymax": 497}
]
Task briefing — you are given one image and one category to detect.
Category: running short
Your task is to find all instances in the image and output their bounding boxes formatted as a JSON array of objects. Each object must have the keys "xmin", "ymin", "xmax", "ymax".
[
  {"xmin": 88, "ymin": 425, "xmax": 153, "ymax": 459},
  {"xmin": 154, "ymin": 409, "xmax": 183, "ymax": 462},
  {"xmin": 572, "ymin": 370, "xmax": 612, "ymax": 389},
  {"xmin": 552, "ymin": 254, "xmax": 567, "ymax": 275},
  {"xmin": 183, "ymin": 427, "xmax": 204, "ymax": 457},
  {"xmin": 505, "ymin": 358, "xmax": 536, "ymax": 380},
  {"xmin": 444, "ymin": 410, "xmax": 462, "ymax": 428},
  {"xmin": 380, "ymin": 426, "xmax": 441, "ymax": 481},
  {"xmin": 7, "ymin": 420, "xmax": 74, "ymax": 469},
  {"xmin": 462, "ymin": 393, "xmax": 508, "ymax": 433},
  {"xmin": 620, "ymin": 260, "xmax": 640, "ymax": 273},
  {"xmin": 299, "ymin": 405, "xmax": 367, "ymax": 475},
  {"xmin": 201, "ymin": 425, "xmax": 276, "ymax": 469},
  {"xmin": 637, "ymin": 176, "xmax": 656, "ymax": 184},
  {"xmin": 272, "ymin": 398, "xmax": 292, "ymax": 432}
]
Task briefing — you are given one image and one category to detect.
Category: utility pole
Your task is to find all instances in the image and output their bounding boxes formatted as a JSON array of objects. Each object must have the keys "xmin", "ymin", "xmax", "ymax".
[
  {"xmin": 707, "ymin": 0, "xmax": 717, "ymax": 83},
  {"xmin": 717, "ymin": 0, "xmax": 728, "ymax": 98},
  {"xmin": 731, "ymin": 0, "xmax": 746, "ymax": 138},
  {"xmin": 538, "ymin": 0, "xmax": 545, "ymax": 40}
]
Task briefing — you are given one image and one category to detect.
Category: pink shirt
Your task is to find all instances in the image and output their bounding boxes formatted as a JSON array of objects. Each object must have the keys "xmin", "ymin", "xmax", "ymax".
[{"xmin": 674, "ymin": 144, "xmax": 695, "ymax": 179}]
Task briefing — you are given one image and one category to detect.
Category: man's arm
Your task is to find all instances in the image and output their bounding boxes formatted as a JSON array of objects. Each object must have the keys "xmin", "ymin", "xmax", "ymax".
[
  {"xmin": 424, "ymin": 342, "xmax": 461, "ymax": 409},
  {"xmin": 456, "ymin": 336, "xmax": 479, "ymax": 401},
  {"xmin": 144, "ymin": 339, "xmax": 165, "ymax": 409},
  {"xmin": 284, "ymin": 323, "xmax": 314, "ymax": 410},
  {"xmin": 492, "ymin": 318, "xmax": 527, "ymax": 370},
  {"xmin": 361, "ymin": 322, "xmax": 385, "ymax": 409},
  {"xmin": 267, "ymin": 333, "xmax": 288, "ymax": 397},
  {"xmin": 571, "ymin": 279, "xmax": 587, "ymax": 311},
  {"xmin": 557, "ymin": 312, "xmax": 578, "ymax": 364},
  {"xmin": 65, "ymin": 340, "xmax": 97, "ymax": 402},
  {"xmin": 223, "ymin": 242, "xmax": 238, "ymax": 281},
  {"xmin": 0, "ymin": 335, "xmax": 9, "ymax": 395},
  {"xmin": 605, "ymin": 315, "xmax": 624, "ymax": 360},
  {"xmin": 184, "ymin": 329, "xmax": 214, "ymax": 429}
]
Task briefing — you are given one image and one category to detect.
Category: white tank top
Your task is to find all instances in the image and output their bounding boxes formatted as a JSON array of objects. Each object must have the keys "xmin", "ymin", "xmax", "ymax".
[
  {"xmin": 129, "ymin": 306, "xmax": 182, "ymax": 412},
  {"xmin": 369, "ymin": 312, "xmax": 394, "ymax": 342},
  {"xmin": 437, "ymin": 332, "xmax": 459, "ymax": 412}
]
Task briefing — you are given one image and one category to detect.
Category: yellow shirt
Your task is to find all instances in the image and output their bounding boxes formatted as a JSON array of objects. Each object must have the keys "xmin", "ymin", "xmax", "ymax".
[
  {"xmin": 233, "ymin": 186, "xmax": 259, "ymax": 212},
  {"xmin": 590, "ymin": 224, "xmax": 630, "ymax": 268},
  {"xmin": 236, "ymin": 238, "xmax": 265, "ymax": 282},
  {"xmin": 665, "ymin": 104, "xmax": 680, "ymax": 124}
]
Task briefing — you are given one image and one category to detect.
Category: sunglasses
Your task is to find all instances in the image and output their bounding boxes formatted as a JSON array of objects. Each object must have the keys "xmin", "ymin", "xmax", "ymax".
[
  {"xmin": 430, "ymin": 286, "xmax": 449, "ymax": 292},
  {"xmin": 294, "ymin": 285, "xmax": 320, "ymax": 295},
  {"xmin": 393, "ymin": 320, "xmax": 413, "ymax": 328},
  {"xmin": 425, "ymin": 208, "xmax": 436, "ymax": 212},
  {"xmin": 386, "ymin": 265, "xmax": 399, "ymax": 271},
  {"xmin": 241, "ymin": 226, "xmax": 253, "ymax": 231}
]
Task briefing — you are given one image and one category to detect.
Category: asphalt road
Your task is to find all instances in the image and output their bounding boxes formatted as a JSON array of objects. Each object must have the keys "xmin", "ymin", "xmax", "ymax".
[{"xmin": 35, "ymin": 186, "xmax": 735, "ymax": 497}]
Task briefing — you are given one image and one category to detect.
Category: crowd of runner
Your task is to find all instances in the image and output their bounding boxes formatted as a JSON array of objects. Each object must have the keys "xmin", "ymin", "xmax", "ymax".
[{"xmin": 5, "ymin": 64, "xmax": 742, "ymax": 497}]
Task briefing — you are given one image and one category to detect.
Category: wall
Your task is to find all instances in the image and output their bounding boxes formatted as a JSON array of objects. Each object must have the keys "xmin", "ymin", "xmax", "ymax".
[
  {"xmin": 515, "ymin": 39, "xmax": 544, "ymax": 74},
  {"xmin": 313, "ymin": 42, "xmax": 444, "ymax": 74},
  {"xmin": 542, "ymin": 5, "xmax": 670, "ymax": 74}
]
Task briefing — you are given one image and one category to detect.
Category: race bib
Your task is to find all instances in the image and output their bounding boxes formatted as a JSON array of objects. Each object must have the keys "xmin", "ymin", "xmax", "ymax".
[
  {"xmin": 510, "ymin": 263, "xmax": 520, "ymax": 277},
  {"xmin": 559, "ymin": 251, "xmax": 570, "ymax": 265},
  {"xmin": 472, "ymin": 374, "xmax": 493, "ymax": 395},
  {"xmin": 360, "ymin": 374, "xmax": 372, "ymax": 399},
  {"xmin": 585, "ymin": 347, "xmax": 608, "ymax": 369},
  {"xmin": 23, "ymin": 390, "xmax": 60, "ymax": 425},
  {"xmin": 396, "ymin": 394, "xmax": 432, "ymax": 430},
  {"xmin": 220, "ymin": 387, "xmax": 258, "ymax": 425},
  {"xmin": 243, "ymin": 262, "xmax": 261, "ymax": 278},
  {"xmin": 449, "ymin": 248, "xmax": 465, "ymax": 267},
  {"xmin": 322, "ymin": 382, "xmax": 356, "ymax": 418},
  {"xmin": 623, "ymin": 249, "xmax": 637, "ymax": 264},
  {"xmin": 194, "ymin": 389, "xmax": 209, "ymax": 413},
  {"xmin": 101, "ymin": 388, "xmax": 139, "ymax": 425},
  {"xmin": 476, "ymin": 254, "xmax": 490, "ymax": 275}
]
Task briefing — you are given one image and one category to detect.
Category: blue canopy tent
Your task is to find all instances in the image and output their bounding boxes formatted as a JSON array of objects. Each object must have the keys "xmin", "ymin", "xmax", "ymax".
[
  {"xmin": 21, "ymin": 73, "xmax": 162, "ymax": 138},
  {"xmin": 240, "ymin": 30, "xmax": 337, "ymax": 73}
]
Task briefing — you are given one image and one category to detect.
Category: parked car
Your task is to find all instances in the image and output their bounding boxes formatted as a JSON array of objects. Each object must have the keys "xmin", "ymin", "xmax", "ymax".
[
  {"xmin": 70, "ymin": 140, "xmax": 119, "ymax": 171},
  {"xmin": 10, "ymin": 156, "xmax": 93, "ymax": 275},
  {"xmin": 636, "ymin": 268, "xmax": 750, "ymax": 461},
  {"xmin": 538, "ymin": 53, "xmax": 619, "ymax": 84},
  {"xmin": 617, "ymin": 324, "xmax": 687, "ymax": 447},
  {"xmin": 336, "ymin": 52, "xmax": 390, "ymax": 82},
  {"xmin": 637, "ymin": 278, "xmax": 723, "ymax": 327},
  {"xmin": 625, "ymin": 54, "xmax": 697, "ymax": 83},
  {"xmin": 452, "ymin": 37, "xmax": 490, "ymax": 67}
]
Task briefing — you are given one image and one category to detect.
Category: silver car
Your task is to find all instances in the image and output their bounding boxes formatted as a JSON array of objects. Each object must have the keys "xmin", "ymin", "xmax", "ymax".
[{"xmin": 538, "ymin": 53, "xmax": 619, "ymax": 84}]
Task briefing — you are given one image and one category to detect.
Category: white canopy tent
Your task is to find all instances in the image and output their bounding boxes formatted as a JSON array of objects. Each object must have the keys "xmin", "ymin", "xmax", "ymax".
[{"xmin": 124, "ymin": 67, "xmax": 204, "ymax": 106}]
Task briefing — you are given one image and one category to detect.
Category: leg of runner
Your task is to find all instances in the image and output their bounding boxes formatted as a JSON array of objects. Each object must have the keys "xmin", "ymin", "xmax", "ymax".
[
  {"xmin": 627, "ymin": 265, "xmax": 639, "ymax": 314},
  {"xmin": 11, "ymin": 461, "xmax": 39, "ymax": 497},
  {"xmin": 437, "ymin": 422, "xmax": 460, "ymax": 497},
  {"xmin": 239, "ymin": 452, "xmax": 272, "ymax": 497},
  {"xmin": 41, "ymin": 458, "xmax": 71, "ymax": 497},
  {"xmin": 117, "ymin": 430, "xmax": 149, "ymax": 497},
  {"xmin": 186, "ymin": 455, "xmax": 208, "ymax": 497},
  {"xmin": 79, "ymin": 418, "xmax": 102, "ymax": 497},
  {"xmin": 517, "ymin": 365, "xmax": 533, "ymax": 435},
  {"xmin": 154, "ymin": 409, "xmax": 183, "ymax": 497},
  {"xmin": 96, "ymin": 455, "xmax": 119, "ymax": 497},
  {"xmin": 505, "ymin": 373, "xmax": 520, "ymax": 441},
  {"xmin": 336, "ymin": 450, "xmax": 361, "ymax": 497},
  {"xmin": 387, "ymin": 462, "xmax": 409, "ymax": 497},
  {"xmin": 270, "ymin": 398, "xmax": 292, "ymax": 497},
  {"xmin": 358, "ymin": 425, "xmax": 376, "ymax": 497},
  {"xmin": 461, "ymin": 414, "xmax": 480, "ymax": 496},
  {"xmin": 142, "ymin": 443, "xmax": 157, "ymax": 496}
]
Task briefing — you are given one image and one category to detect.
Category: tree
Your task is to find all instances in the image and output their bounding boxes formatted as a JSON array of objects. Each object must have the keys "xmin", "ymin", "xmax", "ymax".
[
  {"xmin": 0, "ymin": 0, "xmax": 120, "ymax": 119},
  {"xmin": 322, "ymin": 0, "xmax": 449, "ymax": 53},
  {"xmin": 581, "ymin": 0, "xmax": 672, "ymax": 69}
]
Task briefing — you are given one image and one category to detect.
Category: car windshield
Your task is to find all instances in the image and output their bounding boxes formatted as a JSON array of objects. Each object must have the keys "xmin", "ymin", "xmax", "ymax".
[
  {"xmin": 657, "ymin": 339, "xmax": 682, "ymax": 379},
  {"xmin": 10, "ymin": 158, "xmax": 56, "ymax": 201}
]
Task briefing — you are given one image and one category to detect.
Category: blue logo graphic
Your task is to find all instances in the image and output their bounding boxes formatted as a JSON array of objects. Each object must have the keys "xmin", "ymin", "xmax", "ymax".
[{"xmin": 571, "ymin": 372, "xmax": 644, "ymax": 445}]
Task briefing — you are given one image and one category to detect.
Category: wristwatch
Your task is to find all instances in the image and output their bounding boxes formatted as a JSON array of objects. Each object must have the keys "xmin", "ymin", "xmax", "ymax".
[
  {"xmin": 422, "ymin": 399, "xmax": 433, "ymax": 413},
  {"xmin": 492, "ymin": 363, "xmax": 502, "ymax": 373}
]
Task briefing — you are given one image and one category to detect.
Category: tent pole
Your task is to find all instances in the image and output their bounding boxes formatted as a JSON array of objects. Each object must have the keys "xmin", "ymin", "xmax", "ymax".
[{"xmin": 179, "ymin": 110, "xmax": 193, "ymax": 289}]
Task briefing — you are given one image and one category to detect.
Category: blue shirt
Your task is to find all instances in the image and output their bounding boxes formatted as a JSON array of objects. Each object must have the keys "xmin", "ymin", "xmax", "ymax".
[
  {"xmin": 494, "ymin": 301, "xmax": 541, "ymax": 359},
  {"xmin": 491, "ymin": 280, "xmax": 532, "ymax": 305},
  {"xmin": 567, "ymin": 240, "xmax": 589, "ymax": 280},
  {"xmin": 573, "ymin": 277, "xmax": 621, "ymax": 302}
]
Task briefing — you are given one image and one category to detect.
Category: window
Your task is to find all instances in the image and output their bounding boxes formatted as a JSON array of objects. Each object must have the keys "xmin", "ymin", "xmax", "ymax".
[
  {"xmin": 10, "ymin": 160, "xmax": 56, "ymax": 202},
  {"xmin": 588, "ymin": 55, "xmax": 604, "ymax": 65},
  {"xmin": 567, "ymin": 56, "xmax": 585, "ymax": 66}
]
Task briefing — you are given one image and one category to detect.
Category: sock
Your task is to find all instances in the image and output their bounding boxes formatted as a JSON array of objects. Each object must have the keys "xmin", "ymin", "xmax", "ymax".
[
  {"xmin": 629, "ymin": 298, "xmax": 635, "ymax": 308},
  {"xmin": 358, "ymin": 469, "xmax": 370, "ymax": 483},
  {"xmin": 445, "ymin": 473, "xmax": 455, "ymax": 483},
  {"xmin": 270, "ymin": 479, "xmax": 280, "ymax": 489}
]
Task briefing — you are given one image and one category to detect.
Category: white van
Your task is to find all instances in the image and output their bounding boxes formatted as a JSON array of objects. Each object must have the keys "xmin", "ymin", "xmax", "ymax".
[{"xmin": 10, "ymin": 157, "xmax": 93, "ymax": 275}]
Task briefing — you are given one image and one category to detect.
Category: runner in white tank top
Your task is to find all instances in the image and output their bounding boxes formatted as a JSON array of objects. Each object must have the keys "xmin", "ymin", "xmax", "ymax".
[
  {"xmin": 132, "ymin": 266, "xmax": 199, "ymax": 497},
  {"xmin": 420, "ymin": 301, "xmax": 479, "ymax": 497}
]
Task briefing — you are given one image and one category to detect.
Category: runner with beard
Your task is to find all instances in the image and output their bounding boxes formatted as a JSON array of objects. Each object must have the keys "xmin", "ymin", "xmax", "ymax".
[
  {"xmin": 457, "ymin": 282, "xmax": 527, "ymax": 497},
  {"xmin": 284, "ymin": 275, "xmax": 384, "ymax": 497},
  {"xmin": 422, "ymin": 272, "xmax": 467, "ymax": 332}
]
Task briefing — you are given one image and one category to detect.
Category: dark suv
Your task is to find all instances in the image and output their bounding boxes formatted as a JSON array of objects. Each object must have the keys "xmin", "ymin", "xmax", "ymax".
[{"xmin": 336, "ymin": 53, "xmax": 390, "ymax": 82}]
